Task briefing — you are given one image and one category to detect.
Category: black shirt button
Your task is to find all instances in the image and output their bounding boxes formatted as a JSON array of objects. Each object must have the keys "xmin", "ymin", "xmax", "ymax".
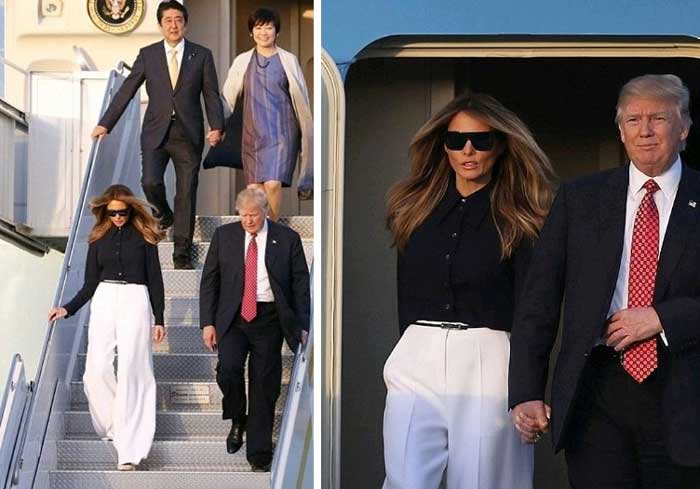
[
  {"xmin": 458, "ymin": 206, "xmax": 464, "ymax": 212},
  {"xmin": 443, "ymin": 281, "xmax": 449, "ymax": 287},
  {"xmin": 451, "ymin": 232, "xmax": 457, "ymax": 238},
  {"xmin": 444, "ymin": 304, "xmax": 451, "ymax": 310},
  {"xmin": 445, "ymin": 253, "xmax": 450, "ymax": 261},
  {"xmin": 118, "ymin": 272, "xmax": 123, "ymax": 277}
]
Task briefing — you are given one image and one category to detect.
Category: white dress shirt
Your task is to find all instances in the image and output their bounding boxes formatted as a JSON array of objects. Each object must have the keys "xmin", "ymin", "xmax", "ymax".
[
  {"xmin": 244, "ymin": 219, "xmax": 274, "ymax": 302},
  {"xmin": 163, "ymin": 38, "xmax": 185, "ymax": 79},
  {"xmin": 606, "ymin": 157, "xmax": 682, "ymax": 344}
]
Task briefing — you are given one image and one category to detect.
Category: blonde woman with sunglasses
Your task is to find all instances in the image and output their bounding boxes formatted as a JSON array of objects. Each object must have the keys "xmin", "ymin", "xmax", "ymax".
[
  {"xmin": 48, "ymin": 184, "xmax": 165, "ymax": 471},
  {"xmin": 383, "ymin": 93, "xmax": 556, "ymax": 489}
]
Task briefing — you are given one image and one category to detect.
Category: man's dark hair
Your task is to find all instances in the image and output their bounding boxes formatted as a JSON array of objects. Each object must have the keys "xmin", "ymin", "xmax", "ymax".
[
  {"xmin": 157, "ymin": 1, "xmax": 188, "ymax": 25},
  {"xmin": 247, "ymin": 8, "xmax": 281, "ymax": 34}
]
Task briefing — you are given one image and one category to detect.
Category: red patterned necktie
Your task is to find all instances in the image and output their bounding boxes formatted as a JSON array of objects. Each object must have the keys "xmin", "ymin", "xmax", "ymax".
[
  {"xmin": 622, "ymin": 179, "xmax": 660, "ymax": 383},
  {"xmin": 241, "ymin": 233, "xmax": 258, "ymax": 322}
]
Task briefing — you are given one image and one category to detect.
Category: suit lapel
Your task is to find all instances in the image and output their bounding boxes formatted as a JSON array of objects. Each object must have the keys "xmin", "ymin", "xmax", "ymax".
[
  {"xmin": 233, "ymin": 224, "xmax": 245, "ymax": 272},
  {"xmin": 156, "ymin": 42, "xmax": 173, "ymax": 93},
  {"xmin": 598, "ymin": 166, "xmax": 629, "ymax": 314},
  {"xmin": 173, "ymin": 40, "xmax": 192, "ymax": 94},
  {"xmin": 265, "ymin": 220, "xmax": 280, "ymax": 277},
  {"xmin": 654, "ymin": 166, "xmax": 700, "ymax": 301}
]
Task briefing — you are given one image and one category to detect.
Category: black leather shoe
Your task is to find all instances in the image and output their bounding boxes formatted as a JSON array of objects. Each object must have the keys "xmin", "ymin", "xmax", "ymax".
[
  {"xmin": 226, "ymin": 421, "xmax": 244, "ymax": 454},
  {"xmin": 173, "ymin": 256, "xmax": 194, "ymax": 270},
  {"xmin": 250, "ymin": 461, "xmax": 271, "ymax": 472},
  {"xmin": 159, "ymin": 211, "xmax": 174, "ymax": 230}
]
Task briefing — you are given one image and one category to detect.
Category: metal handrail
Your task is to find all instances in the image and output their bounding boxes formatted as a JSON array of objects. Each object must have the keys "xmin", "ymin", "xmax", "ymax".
[
  {"xmin": 0, "ymin": 66, "xmax": 138, "ymax": 488},
  {"xmin": 117, "ymin": 61, "xmax": 132, "ymax": 74},
  {"xmin": 270, "ymin": 268, "xmax": 314, "ymax": 488},
  {"xmin": 0, "ymin": 355, "xmax": 29, "ymax": 489},
  {"xmin": 6, "ymin": 127, "xmax": 106, "ymax": 489},
  {"xmin": 0, "ymin": 56, "xmax": 30, "ymax": 113}
]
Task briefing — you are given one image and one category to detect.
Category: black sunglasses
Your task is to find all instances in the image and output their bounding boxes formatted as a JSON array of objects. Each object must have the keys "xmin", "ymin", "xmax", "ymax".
[
  {"xmin": 444, "ymin": 131, "xmax": 497, "ymax": 152},
  {"xmin": 106, "ymin": 208, "xmax": 130, "ymax": 217}
]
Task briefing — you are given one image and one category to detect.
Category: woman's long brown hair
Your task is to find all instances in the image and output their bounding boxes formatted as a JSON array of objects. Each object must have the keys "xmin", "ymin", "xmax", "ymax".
[
  {"xmin": 386, "ymin": 92, "xmax": 556, "ymax": 258},
  {"xmin": 88, "ymin": 184, "xmax": 164, "ymax": 245}
]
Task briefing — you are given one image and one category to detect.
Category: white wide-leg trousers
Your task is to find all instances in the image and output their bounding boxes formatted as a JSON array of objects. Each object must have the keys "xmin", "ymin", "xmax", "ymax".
[
  {"xmin": 382, "ymin": 324, "xmax": 533, "ymax": 489},
  {"xmin": 83, "ymin": 282, "xmax": 156, "ymax": 465}
]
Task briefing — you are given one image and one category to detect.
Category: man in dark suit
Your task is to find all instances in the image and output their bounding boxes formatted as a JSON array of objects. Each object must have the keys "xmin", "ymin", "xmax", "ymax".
[
  {"xmin": 199, "ymin": 188, "xmax": 310, "ymax": 472},
  {"xmin": 92, "ymin": 1, "xmax": 224, "ymax": 269},
  {"xmin": 509, "ymin": 74, "xmax": 700, "ymax": 488}
]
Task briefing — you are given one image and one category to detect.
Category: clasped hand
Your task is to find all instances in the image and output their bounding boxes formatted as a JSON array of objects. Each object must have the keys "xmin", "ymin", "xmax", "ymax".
[
  {"xmin": 206, "ymin": 129, "xmax": 222, "ymax": 146},
  {"xmin": 604, "ymin": 306, "xmax": 663, "ymax": 351},
  {"xmin": 511, "ymin": 400, "xmax": 551, "ymax": 444}
]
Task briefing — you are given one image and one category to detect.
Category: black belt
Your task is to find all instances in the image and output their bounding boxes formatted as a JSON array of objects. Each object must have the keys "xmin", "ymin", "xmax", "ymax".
[
  {"xmin": 414, "ymin": 320, "xmax": 487, "ymax": 331},
  {"xmin": 102, "ymin": 279, "xmax": 128, "ymax": 285}
]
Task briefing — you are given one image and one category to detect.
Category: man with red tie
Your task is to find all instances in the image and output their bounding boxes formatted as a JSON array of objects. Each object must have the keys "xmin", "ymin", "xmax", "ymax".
[
  {"xmin": 199, "ymin": 188, "xmax": 309, "ymax": 472},
  {"xmin": 509, "ymin": 74, "xmax": 700, "ymax": 488}
]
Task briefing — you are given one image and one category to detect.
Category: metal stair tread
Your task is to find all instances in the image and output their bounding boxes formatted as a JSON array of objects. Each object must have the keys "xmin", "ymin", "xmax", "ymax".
[
  {"xmin": 55, "ymin": 439, "xmax": 270, "ymax": 472},
  {"xmin": 63, "ymin": 410, "xmax": 284, "ymax": 443}
]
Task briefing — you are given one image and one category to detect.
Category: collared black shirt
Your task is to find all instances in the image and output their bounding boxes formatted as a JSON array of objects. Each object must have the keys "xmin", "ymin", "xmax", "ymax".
[
  {"xmin": 63, "ymin": 223, "xmax": 165, "ymax": 324},
  {"xmin": 397, "ymin": 180, "xmax": 533, "ymax": 335}
]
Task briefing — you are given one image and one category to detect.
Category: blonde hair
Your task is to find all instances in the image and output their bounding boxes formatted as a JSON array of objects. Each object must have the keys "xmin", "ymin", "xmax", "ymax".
[
  {"xmin": 386, "ymin": 92, "xmax": 556, "ymax": 257},
  {"xmin": 616, "ymin": 74, "xmax": 692, "ymax": 150},
  {"xmin": 88, "ymin": 184, "xmax": 164, "ymax": 245},
  {"xmin": 235, "ymin": 188, "xmax": 269, "ymax": 212}
]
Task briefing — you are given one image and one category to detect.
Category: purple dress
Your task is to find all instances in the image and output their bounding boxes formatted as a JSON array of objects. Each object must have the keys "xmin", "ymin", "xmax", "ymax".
[{"xmin": 242, "ymin": 51, "xmax": 301, "ymax": 186}]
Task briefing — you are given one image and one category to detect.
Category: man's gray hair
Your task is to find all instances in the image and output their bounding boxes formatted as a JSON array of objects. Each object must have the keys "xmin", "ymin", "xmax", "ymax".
[
  {"xmin": 615, "ymin": 74, "xmax": 692, "ymax": 128},
  {"xmin": 235, "ymin": 188, "xmax": 268, "ymax": 212}
]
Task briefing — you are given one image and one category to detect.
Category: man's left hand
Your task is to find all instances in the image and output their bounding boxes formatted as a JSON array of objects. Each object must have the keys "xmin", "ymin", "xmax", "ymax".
[
  {"xmin": 606, "ymin": 307, "xmax": 663, "ymax": 351},
  {"xmin": 207, "ymin": 129, "xmax": 222, "ymax": 146}
]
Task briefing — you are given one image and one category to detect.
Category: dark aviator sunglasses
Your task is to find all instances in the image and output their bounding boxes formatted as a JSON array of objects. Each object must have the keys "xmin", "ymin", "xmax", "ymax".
[
  {"xmin": 106, "ymin": 208, "xmax": 130, "ymax": 217},
  {"xmin": 444, "ymin": 131, "xmax": 497, "ymax": 152}
]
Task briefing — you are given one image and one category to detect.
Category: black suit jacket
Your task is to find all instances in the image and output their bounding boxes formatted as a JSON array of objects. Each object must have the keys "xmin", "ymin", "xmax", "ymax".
[
  {"xmin": 509, "ymin": 163, "xmax": 700, "ymax": 465},
  {"xmin": 199, "ymin": 220, "xmax": 310, "ymax": 352},
  {"xmin": 99, "ymin": 39, "xmax": 224, "ymax": 151}
]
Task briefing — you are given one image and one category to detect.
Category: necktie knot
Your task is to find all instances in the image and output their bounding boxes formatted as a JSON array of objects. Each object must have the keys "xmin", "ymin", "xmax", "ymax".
[{"xmin": 643, "ymin": 179, "xmax": 660, "ymax": 194}]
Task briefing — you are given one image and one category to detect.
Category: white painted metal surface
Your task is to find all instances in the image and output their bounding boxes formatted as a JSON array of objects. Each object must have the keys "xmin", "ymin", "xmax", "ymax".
[{"xmin": 26, "ymin": 72, "xmax": 109, "ymax": 236}]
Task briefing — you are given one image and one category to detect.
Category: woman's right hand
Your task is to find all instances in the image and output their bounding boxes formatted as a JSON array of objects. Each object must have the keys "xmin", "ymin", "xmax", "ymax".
[{"xmin": 48, "ymin": 307, "xmax": 68, "ymax": 322}]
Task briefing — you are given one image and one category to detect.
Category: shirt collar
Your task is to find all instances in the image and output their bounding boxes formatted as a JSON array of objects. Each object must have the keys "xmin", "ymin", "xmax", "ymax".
[
  {"xmin": 628, "ymin": 156, "xmax": 681, "ymax": 201},
  {"xmin": 245, "ymin": 218, "xmax": 268, "ymax": 239},
  {"xmin": 164, "ymin": 38, "xmax": 185, "ymax": 55},
  {"xmin": 108, "ymin": 222, "xmax": 131, "ymax": 236},
  {"xmin": 434, "ymin": 177, "xmax": 492, "ymax": 228}
]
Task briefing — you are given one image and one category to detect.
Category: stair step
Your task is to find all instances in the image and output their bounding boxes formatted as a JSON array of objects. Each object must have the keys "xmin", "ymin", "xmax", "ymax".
[
  {"xmin": 80, "ymin": 325, "xmax": 295, "ymax": 355},
  {"xmin": 165, "ymin": 215, "xmax": 313, "ymax": 241},
  {"xmin": 70, "ymin": 381, "xmax": 289, "ymax": 412},
  {"xmin": 49, "ymin": 471, "xmax": 269, "ymax": 489},
  {"xmin": 158, "ymin": 239, "xmax": 313, "ymax": 270},
  {"xmin": 73, "ymin": 353, "xmax": 294, "ymax": 382},
  {"xmin": 162, "ymin": 270, "xmax": 201, "ymax": 296},
  {"xmin": 56, "ymin": 439, "xmax": 265, "ymax": 471},
  {"xmin": 64, "ymin": 411, "xmax": 283, "ymax": 440},
  {"xmin": 163, "ymin": 298, "xmax": 200, "ymax": 321}
]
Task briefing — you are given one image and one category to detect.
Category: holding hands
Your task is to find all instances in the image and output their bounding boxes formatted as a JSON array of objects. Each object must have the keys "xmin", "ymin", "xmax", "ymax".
[
  {"xmin": 511, "ymin": 400, "xmax": 551, "ymax": 444},
  {"xmin": 206, "ymin": 129, "xmax": 222, "ymax": 146}
]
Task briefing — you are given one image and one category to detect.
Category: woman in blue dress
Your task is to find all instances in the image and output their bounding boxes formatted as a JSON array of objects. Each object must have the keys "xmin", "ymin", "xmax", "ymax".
[{"xmin": 223, "ymin": 8, "xmax": 313, "ymax": 222}]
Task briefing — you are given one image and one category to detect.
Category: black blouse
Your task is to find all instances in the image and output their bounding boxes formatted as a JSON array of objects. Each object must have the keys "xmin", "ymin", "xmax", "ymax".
[
  {"xmin": 62, "ymin": 223, "xmax": 165, "ymax": 324},
  {"xmin": 396, "ymin": 180, "xmax": 533, "ymax": 335}
]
